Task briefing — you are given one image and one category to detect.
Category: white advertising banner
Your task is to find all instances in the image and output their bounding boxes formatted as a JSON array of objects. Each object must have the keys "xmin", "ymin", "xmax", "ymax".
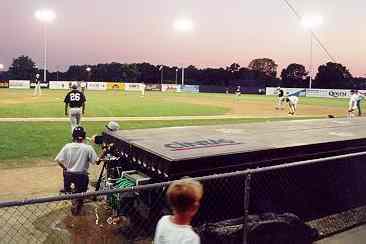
[
  {"xmin": 49, "ymin": 81, "xmax": 71, "ymax": 90},
  {"xmin": 266, "ymin": 87, "xmax": 306, "ymax": 97},
  {"xmin": 125, "ymin": 83, "xmax": 142, "ymax": 91},
  {"xmin": 161, "ymin": 84, "xmax": 177, "ymax": 92},
  {"xmin": 306, "ymin": 89, "xmax": 351, "ymax": 98},
  {"xmin": 9, "ymin": 80, "xmax": 30, "ymax": 89},
  {"xmin": 87, "ymin": 82, "xmax": 107, "ymax": 90}
]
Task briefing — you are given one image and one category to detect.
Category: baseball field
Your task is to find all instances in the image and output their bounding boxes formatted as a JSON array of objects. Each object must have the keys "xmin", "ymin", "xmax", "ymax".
[{"xmin": 0, "ymin": 89, "xmax": 352, "ymax": 200}]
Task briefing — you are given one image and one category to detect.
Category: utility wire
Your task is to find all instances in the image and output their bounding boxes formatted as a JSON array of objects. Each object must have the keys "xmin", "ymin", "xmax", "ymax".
[{"xmin": 281, "ymin": 0, "xmax": 337, "ymax": 62}]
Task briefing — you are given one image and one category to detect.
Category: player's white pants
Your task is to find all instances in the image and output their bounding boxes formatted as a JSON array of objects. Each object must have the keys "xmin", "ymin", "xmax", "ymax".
[
  {"xmin": 33, "ymin": 83, "xmax": 42, "ymax": 96},
  {"xmin": 277, "ymin": 97, "xmax": 285, "ymax": 108},
  {"xmin": 289, "ymin": 103, "xmax": 296, "ymax": 114},
  {"xmin": 69, "ymin": 108, "xmax": 82, "ymax": 132}
]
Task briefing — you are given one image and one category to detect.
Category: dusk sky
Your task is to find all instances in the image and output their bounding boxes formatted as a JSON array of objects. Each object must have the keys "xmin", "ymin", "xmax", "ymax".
[{"xmin": 1, "ymin": 0, "xmax": 365, "ymax": 76}]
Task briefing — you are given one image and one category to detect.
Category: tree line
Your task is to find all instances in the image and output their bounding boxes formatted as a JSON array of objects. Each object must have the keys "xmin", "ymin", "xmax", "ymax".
[{"xmin": 1, "ymin": 55, "xmax": 365, "ymax": 89}]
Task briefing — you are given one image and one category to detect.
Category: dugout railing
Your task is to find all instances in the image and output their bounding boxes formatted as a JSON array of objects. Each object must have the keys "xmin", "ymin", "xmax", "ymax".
[{"xmin": 2, "ymin": 151, "xmax": 366, "ymax": 244}]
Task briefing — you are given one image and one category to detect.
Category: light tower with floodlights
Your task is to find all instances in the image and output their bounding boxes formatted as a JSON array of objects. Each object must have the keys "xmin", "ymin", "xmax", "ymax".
[
  {"xmin": 35, "ymin": 9, "xmax": 56, "ymax": 82},
  {"xmin": 301, "ymin": 15, "xmax": 323, "ymax": 89}
]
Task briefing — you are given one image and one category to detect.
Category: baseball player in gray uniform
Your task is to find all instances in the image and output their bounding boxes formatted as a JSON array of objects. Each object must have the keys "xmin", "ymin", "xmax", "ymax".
[
  {"xmin": 55, "ymin": 126, "xmax": 98, "ymax": 215},
  {"xmin": 64, "ymin": 83, "xmax": 86, "ymax": 132}
]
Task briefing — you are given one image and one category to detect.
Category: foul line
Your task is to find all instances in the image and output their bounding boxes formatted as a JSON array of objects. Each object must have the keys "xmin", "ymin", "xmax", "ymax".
[{"xmin": 0, "ymin": 115, "xmax": 323, "ymax": 122}]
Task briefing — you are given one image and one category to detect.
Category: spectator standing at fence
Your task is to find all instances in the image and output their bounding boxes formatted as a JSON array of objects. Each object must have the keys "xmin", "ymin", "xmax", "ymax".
[
  {"xmin": 154, "ymin": 178, "xmax": 203, "ymax": 244},
  {"xmin": 64, "ymin": 82, "xmax": 86, "ymax": 132},
  {"xmin": 55, "ymin": 126, "xmax": 98, "ymax": 215}
]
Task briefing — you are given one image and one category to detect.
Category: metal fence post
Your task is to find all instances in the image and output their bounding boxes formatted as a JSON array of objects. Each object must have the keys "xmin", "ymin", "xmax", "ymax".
[{"xmin": 243, "ymin": 171, "xmax": 252, "ymax": 244}]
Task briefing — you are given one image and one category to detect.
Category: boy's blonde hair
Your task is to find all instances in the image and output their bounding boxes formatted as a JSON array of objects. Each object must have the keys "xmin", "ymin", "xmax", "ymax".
[{"xmin": 167, "ymin": 178, "xmax": 203, "ymax": 213}]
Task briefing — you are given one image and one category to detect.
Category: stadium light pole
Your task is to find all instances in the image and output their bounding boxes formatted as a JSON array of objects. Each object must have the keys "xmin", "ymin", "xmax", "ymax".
[
  {"xmin": 35, "ymin": 9, "xmax": 56, "ymax": 82},
  {"xmin": 175, "ymin": 68, "xmax": 178, "ymax": 85},
  {"xmin": 86, "ymin": 67, "xmax": 91, "ymax": 81},
  {"xmin": 159, "ymin": 66, "xmax": 163, "ymax": 85},
  {"xmin": 301, "ymin": 15, "xmax": 323, "ymax": 89},
  {"xmin": 181, "ymin": 65, "xmax": 185, "ymax": 87}
]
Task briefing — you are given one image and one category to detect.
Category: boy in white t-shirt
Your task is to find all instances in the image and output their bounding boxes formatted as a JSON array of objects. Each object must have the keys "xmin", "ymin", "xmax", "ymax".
[{"xmin": 154, "ymin": 178, "xmax": 204, "ymax": 244}]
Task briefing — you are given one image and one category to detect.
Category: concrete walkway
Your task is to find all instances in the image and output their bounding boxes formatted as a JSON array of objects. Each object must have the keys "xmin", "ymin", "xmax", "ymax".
[{"xmin": 0, "ymin": 115, "xmax": 322, "ymax": 122}]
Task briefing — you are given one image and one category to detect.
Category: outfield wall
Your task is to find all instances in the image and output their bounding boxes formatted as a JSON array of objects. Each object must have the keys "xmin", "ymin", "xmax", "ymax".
[
  {"xmin": 9, "ymin": 80, "xmax": 30, "ymax": 89},
  {"xmin": 266, "ymin": 87, "xmax": 355, "ymax": 98},
  {"xmin": 3, "ymin": 80, "xmax": 360, "ymax": 98}
]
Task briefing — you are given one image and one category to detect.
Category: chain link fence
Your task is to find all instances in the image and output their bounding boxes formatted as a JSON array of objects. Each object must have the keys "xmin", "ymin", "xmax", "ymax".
[{"xmin": 2, "ymin": 151, "xmax": 366, "ymax": 243}]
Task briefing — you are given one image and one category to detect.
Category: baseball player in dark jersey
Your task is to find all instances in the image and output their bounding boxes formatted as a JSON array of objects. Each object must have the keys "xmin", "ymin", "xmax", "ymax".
[
  {"xmin": 64, "ymin": 83, "xmax": 86, "ymax": 132},
  {"xmin": 276, "ymin": 87, "xmax": 285, "ymax": 110},
  {"xmin": 55, "ymin": 126, "xmax": 98, "ymax": 215}
]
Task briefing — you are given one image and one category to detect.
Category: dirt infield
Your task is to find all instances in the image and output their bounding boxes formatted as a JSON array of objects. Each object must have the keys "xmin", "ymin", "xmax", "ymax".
[{"xmin": 0, "ymin": 163, "xmax": 100, "ymax": 201}]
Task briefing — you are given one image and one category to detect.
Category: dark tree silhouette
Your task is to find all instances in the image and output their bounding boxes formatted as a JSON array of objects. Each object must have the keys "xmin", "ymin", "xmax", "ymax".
[
  {"xmin": 8, "ymin": 56, "xmax": 37, "ymax": 80},
  {"xmin": 248, "ymin": 58, "xmax": 278, "ymax": 79},
  {"xmin": 313, "ymin": 62, "xmax": 353, "ymax": 88},
  {"xmin": 281, "ymin": 63, "xmax": 308, "ymax": 87}
]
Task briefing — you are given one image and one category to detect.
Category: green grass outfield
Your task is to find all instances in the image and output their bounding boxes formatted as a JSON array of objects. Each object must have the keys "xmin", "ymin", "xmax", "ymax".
[
  {"xmin": 0, "ymin": 89, "xmax": 349, "ymax": 118},
  {"xmin": 0, "ymin": 90, "xmax": 229, "ymax": 117}
]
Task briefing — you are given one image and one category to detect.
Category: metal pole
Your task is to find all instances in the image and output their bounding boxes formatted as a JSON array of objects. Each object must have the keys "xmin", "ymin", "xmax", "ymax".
[
  {"xmin": 160, "ymin": 68, "xmax": 163, "ymax": 85},
  {"xmin": 182, "ymin": 66, "xmax": 185, "ymax": 86},
  {"xmin": 175, "ymin": 69, "xmax": 178, "ymax": 85},
  {"xmin": 243, "ymin": 172, "xmax": 252, "ymax": 244},
  {"xmin": 309, "ymin": 32, "xmax": 313, "ymax": 89},
  {"xmin": 43, "ymin": 23, "xmax": 47, "ymax": 82}
]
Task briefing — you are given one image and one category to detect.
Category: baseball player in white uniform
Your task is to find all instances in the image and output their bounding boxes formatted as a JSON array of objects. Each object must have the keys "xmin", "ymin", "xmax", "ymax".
[
  {"xmin": 276, "ymin": 87, "xmax": 286, "ymax": 110},
  {"xmin": 33, "ymin": 74, "xmax": 42, "ymax": 96},
  {"xmin": 286, "ymin": 95, "xmax": 299, "ymax": 115},
  {"xmin": 140, "ymin": 83, "xmax": 146, "ymax": 97},
  {"xmin": 348, "ymin": 90, "xmax": 359, "ymax": 118}
]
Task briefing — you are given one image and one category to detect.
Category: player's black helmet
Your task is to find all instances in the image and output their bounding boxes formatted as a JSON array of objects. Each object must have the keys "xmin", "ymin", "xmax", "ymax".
[{"xmin": 72, "ymin": 126, "xmax": 86, "ymax": 141}]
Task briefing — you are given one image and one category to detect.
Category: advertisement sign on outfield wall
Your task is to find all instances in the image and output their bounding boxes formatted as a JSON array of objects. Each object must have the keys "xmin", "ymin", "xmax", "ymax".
[
  {"xmin": 145, "ymin": 84, "xmax": 161, "ymax": 91},
  {"xmin": 9, "ymin": 80, "xmax": 30, "ymax": 89},
  {"xmin": 161, "ymin": 84, "xmax": 177, "ymax": 92},
  {"xmin": 0, "ymin": 80, "xmax": 9, "ymax": 88},
  {"xmin": 266, "ymin": 87, "xmax": 306, "ymax": 97},
  {"xmin": 125, "ymin": 83, "xmax": 141, "ymax": 91},
  {"xmin": 87, "ymin": 82, "xmax": 107, "ymax": 90},
  {"xmin": 30, "ymin": 82, "xmax": 49, "ymax": 88},
  {"xmin": 266, "ymin": 87, "xmax": 353, "ymax": 98},
  {"xmin": 107, "ymin": 82, "xmax": 125, "ymax": 90},
  {"xmin": 306, "ymin": 89, "xmax": 351, "ymax": 98},
  {"xmin": 181, "ymin": 85, "xmax": 200, "ymax": 93},
  {"xmin": 49, "ymin": 81, "xmax": 71, "ymax": 90}
]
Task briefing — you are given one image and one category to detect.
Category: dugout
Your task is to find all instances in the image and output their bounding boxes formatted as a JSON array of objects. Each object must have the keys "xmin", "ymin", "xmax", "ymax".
[{"xmin": 102, "ymin": 118, "xmax": 366, "ymax": 226}]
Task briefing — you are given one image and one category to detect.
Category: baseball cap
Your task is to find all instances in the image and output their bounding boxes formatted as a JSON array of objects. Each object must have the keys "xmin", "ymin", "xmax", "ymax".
[
  {"xmin": 105, "ymin": 121, "xmax": 120, "ymax": 131},
  {"xmin": 71, "ymin": 82, "xmax": 78, "ymax": 89}
]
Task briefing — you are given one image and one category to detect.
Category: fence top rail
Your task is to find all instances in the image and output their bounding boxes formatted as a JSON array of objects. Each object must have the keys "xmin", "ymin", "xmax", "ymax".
[{"xmin": 1, "ymin": 150, "xmax": 366, "ymax": 208}]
